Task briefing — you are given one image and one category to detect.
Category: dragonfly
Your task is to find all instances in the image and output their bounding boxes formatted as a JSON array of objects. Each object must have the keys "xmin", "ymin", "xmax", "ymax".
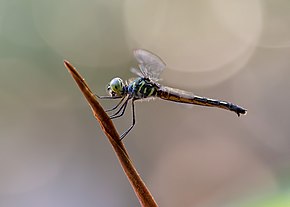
[{"xmin": 97, "ymin": 49, "xmax": 247, "ymax": 140}]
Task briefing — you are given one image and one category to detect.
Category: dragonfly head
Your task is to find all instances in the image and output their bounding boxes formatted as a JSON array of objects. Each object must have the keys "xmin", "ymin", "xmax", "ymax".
[{"xmin": 107, "ymin": 77, "xmax": 126, "ymax": 97}]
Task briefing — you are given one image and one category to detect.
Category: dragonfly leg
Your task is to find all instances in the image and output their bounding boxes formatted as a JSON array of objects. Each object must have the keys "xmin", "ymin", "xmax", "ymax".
[
  {"xmin": 95, "ymin": 94, "xmax": 127, "ymax": 113},
  {"xmin": 110, "ymin": 97, "xmax": 129, "ymax": 119},
  {"xmin": 106, "ymin": 96, "xmax": 127, "ymax": 112},
  {"xmin": 95, "ymin": 94, "xmax": 122, "ymax": 99},
  {"xmin": 120, "ymin": 98, "xmax": 136, "ymax": 141}
]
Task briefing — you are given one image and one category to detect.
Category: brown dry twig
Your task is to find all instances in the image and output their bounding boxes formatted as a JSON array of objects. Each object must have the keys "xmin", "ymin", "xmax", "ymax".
[{"xmin": 64, "ymin": 60, "xmax": 158, "ymax": 207}]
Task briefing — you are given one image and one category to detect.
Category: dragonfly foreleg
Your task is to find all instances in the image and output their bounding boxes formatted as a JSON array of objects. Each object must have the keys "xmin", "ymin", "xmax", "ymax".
[
  {"xmin": 95, "ymin": 94, "xmax": 122, "ymax": 99},
  {"xmin": 106, "ymin": 96, "xmax": 127, "ymax": 112},
  {"xmin": 120, "ymin": 98, "xmax": 136, "ymax": 141},
  {"xmin": 109, "ymin": 97, "xmax": 130, "ymax": 119}
]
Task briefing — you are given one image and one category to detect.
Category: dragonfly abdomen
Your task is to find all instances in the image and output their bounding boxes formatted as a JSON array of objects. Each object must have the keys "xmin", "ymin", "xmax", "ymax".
[{"xmin": 158, "ymin": 87, "xmax": 247, "ymax": 116}]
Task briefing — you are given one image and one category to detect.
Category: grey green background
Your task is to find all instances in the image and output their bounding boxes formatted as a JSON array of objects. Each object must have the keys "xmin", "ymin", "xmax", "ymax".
[{"xmin": 1, "ymin": 0, "xmax": 290, "ymax": 207}]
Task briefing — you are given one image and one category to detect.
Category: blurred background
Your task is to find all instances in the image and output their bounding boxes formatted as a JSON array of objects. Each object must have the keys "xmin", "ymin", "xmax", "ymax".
[{"xmin": 1, "ymin": 0, "xmax": 290, "ymax": 206}]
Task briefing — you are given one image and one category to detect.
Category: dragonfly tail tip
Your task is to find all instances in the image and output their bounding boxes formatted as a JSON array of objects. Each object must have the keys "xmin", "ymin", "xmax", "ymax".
[{"xmin": 236, "ymin": 108, "xmax": 247, "ymax": 117}]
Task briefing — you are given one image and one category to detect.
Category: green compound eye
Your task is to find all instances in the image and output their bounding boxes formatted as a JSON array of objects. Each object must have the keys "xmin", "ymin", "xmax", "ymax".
[{"xmin": 108, "ymin": 77, "xmax": 124, "ymax": 96}]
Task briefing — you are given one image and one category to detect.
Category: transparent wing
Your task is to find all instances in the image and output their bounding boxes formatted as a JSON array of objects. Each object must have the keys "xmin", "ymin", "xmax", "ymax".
[
  {"xmin": 133, "ymin": 49, "xmax": 166, "ymax": 81},
  {"xmin": 130, "ymin": 67, "xmax": 144, "ymax": 77}
]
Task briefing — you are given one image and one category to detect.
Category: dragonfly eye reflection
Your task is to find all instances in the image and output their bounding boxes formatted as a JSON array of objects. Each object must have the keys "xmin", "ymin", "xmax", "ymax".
[{"xmin": 97, "ymin": 49, "xmax": 247, "ymax": 141}]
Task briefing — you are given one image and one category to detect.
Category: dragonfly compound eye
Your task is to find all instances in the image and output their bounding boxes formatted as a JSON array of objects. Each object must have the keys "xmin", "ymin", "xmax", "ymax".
[{"xmin": 109, "ymin": 77, "xmax": 124, "ymax": 96}]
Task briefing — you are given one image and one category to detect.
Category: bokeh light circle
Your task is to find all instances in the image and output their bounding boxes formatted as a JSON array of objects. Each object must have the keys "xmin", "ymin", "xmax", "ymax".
[{"xmin": 125, "ymin": 0, "xmax": 262, "ymax": 87}]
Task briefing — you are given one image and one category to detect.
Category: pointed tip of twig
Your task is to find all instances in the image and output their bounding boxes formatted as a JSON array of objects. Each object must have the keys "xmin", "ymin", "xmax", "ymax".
[
  {"xmin": 64, "ymin": 60, "xmax": 73, "ymax": 71},
  {"xmin": 63, "ymin": 60, "xmax": 80, "ymax": 81}
]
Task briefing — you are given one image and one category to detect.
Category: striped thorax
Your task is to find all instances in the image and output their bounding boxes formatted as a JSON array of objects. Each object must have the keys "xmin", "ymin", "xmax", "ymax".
[{"xmin": 127, "ymin": 77, "xmax": 159, "ymax": 99}]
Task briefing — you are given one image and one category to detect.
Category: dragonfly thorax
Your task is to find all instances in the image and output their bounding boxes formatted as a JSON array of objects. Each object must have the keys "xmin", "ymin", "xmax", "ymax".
[
  {"xmin": 107, "ymin": 77, "xmax": 126, "ymax": 97},
  {"xmin": 127, "ymin": 77, "xmax": 159, "ymax": 99}
]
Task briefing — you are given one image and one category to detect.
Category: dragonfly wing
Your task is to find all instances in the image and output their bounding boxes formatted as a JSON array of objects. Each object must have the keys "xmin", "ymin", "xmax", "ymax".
[
  {"xmin": 133, "ymin": 49, "xmax": 166, "ymax": 81},
  {"xmin": 130, "ymin": 67, "xmax": 144, "ymax": 77}
]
